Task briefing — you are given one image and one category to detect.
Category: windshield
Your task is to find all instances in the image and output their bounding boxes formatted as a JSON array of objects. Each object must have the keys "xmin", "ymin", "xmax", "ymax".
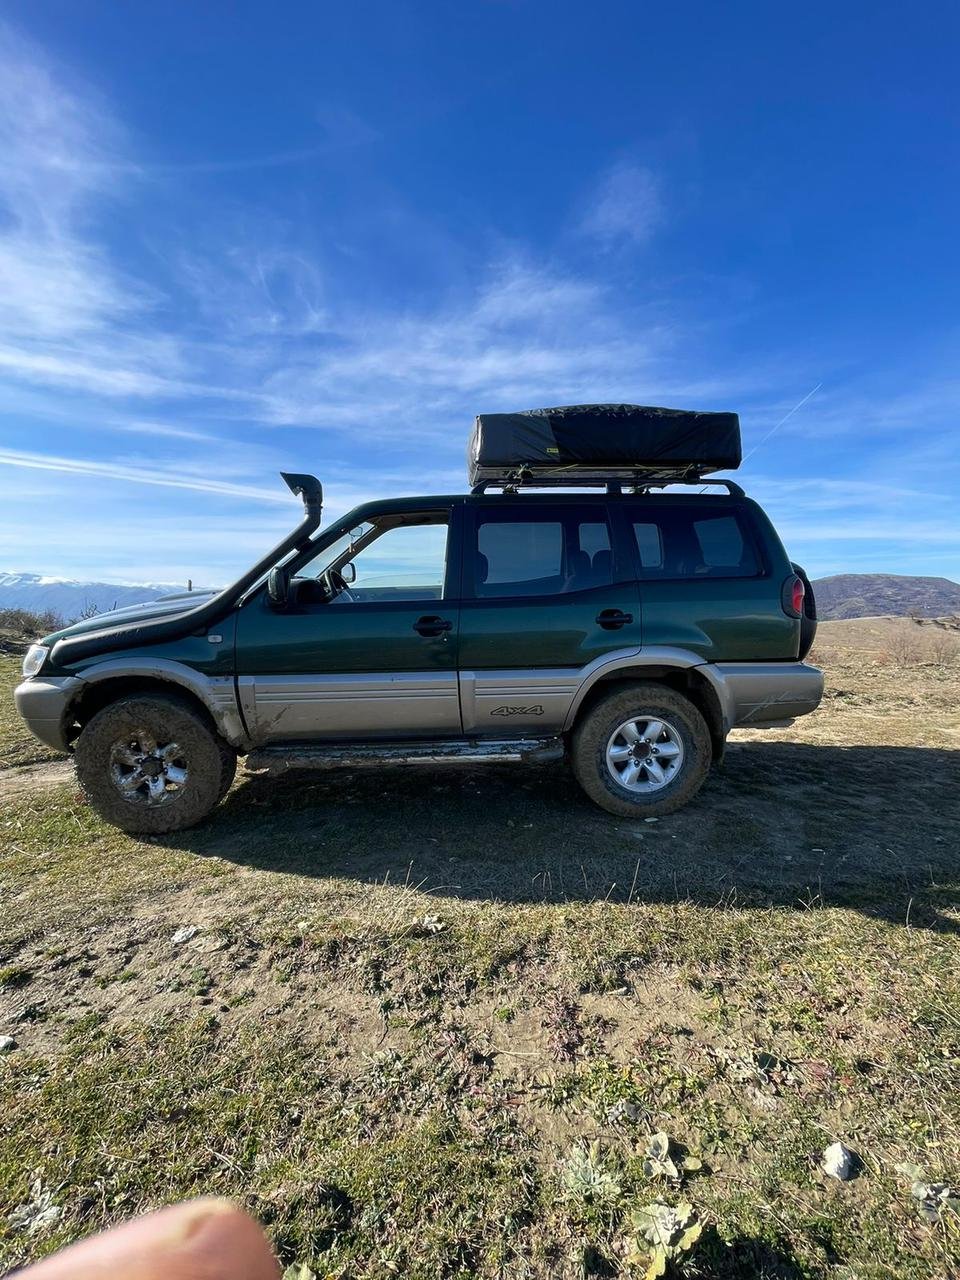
[{"xmin": 296, "ymin": 523, "xmax": 373, "ymax": 580}]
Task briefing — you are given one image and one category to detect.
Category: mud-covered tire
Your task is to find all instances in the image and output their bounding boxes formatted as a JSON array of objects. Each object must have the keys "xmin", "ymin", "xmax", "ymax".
[
  {"xmin": 571, "ymin": 683, "xmax": 712, "ymax": 818},
  {"xmin": 217, "ymin": 745, "xmax": 238, "ymax": 802},
  {"xmin": 75, "ymin": 693, "xmax": 236, "ymax": 834}
]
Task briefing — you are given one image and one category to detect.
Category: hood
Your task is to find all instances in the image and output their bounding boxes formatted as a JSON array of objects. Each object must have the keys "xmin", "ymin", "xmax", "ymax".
[{"xmin": 41, "ymin": 589, "xmax": 217, "ymax": 644}]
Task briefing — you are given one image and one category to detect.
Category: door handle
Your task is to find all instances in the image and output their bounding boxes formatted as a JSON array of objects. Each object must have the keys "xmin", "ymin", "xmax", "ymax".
[
  {"xmin": 414, "ymin": 615, "xmax": 453, "ymax": 637},
  {"xmin": 596, "ymin": 608, "xmax": 633, "ymax": 630}
]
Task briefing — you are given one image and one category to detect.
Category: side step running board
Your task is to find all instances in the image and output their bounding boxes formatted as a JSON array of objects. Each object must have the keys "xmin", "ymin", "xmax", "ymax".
[{"xmin": 244, "ymin": 737, "xmax": 565, "ymax": 775}]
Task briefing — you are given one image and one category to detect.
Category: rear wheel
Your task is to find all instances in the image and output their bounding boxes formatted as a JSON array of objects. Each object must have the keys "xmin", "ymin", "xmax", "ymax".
[
  {"xmin": 571, "ymin": 683, "xmax": 712, "ymax": 817},
  {"xmin": 75, "ymin": 693, "xmax": 236, "ymax": 834}
]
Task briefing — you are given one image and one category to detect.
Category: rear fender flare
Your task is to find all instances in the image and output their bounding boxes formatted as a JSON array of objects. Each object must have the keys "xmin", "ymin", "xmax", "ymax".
[{"xmin": 561, "ymin": 647, "xmax": 736, "ymax": 735}]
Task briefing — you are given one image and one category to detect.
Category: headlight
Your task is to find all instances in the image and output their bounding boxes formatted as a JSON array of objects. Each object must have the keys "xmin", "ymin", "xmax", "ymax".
[{"xmin": 22, "ymin": 644, "xmax": 49, "ymax": 679}]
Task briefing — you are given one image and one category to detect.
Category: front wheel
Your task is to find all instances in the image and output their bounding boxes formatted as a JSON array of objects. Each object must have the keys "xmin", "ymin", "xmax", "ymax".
[
  {"xmin": 75, "ymin": 693, "xmax": 236, "ymax": 834},
  {"xmin": 571, "ymin": 683, "xmax": 712, "ymax": 817}
]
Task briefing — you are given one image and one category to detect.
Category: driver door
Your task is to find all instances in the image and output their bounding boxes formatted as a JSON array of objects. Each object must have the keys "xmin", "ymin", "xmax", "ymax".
[{"xmin": 234, "ymin": 505, "xmax": 462, "ymax": 741}]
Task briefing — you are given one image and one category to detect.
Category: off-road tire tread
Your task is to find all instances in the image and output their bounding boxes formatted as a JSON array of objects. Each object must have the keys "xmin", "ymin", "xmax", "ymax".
[
  {"xmin": 216, "ymin": 741, "xmax": 238, "ymax": 802},
  {"xmin": 571, "ymin": 682, "xmax": 712, "ymax": 817},
  {"xmin": 75, "ymin": 692, "xmax": 234, "ymax": 834}
]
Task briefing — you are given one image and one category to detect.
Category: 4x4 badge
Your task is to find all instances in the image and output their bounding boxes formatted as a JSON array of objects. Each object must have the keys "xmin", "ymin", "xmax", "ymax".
[{"xmin": 490, "ymin": 704, "xmax": 544, "ymax": 717}]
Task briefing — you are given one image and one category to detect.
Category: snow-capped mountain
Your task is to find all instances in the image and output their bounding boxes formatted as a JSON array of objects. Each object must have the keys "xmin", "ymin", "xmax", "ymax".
[{"xmin": 0, "ymin": 572, "xmax": 191, "ymax": 623}]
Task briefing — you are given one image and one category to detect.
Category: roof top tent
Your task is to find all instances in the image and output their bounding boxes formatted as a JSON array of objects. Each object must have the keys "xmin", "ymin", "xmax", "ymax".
[{"xmin": 467, "ymin": 403, "xmax": 742, "ymax": 491}]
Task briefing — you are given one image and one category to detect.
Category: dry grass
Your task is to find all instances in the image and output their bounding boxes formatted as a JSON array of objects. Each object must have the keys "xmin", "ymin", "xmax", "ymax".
[
  {"xmin": 1, "ymin": 628, "xmax": 958, "ymax": 1278},
  {"xmin": 0, "ymin": 657, "xmax": 64, "ymax": 770}
]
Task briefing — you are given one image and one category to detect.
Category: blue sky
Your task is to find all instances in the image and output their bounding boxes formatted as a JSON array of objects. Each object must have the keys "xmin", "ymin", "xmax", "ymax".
[{"xmin": 0, "ymin": 2, "xmax": 957, "ymax": 586}]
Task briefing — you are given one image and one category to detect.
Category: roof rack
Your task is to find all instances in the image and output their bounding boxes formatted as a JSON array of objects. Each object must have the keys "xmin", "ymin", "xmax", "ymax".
[{"xmin": 471, "ymin": 472, "xmax": 745, "ymax": 498}]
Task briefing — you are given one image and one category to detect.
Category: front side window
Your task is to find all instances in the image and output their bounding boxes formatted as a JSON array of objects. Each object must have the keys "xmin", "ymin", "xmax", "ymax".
[
  {"xmin": 473, "ymin": 508, "xmax": 613, "ymax": 597},
  {"xmin": 625, "ymin": 505, "xmax": 759, "ymax": 578},
  {"xmin": 294, "ymin": 514, "xmax": 449, "ymax": 603}
]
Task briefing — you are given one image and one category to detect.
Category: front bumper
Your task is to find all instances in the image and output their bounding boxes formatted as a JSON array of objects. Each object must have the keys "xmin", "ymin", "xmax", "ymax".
[
  {"xmin": 13, "ymin": 675, "xmax": 84, "ymax": 752},
  {"xmin": 712, "ymin": 661, "xmax": 824, "ymax": 730}
]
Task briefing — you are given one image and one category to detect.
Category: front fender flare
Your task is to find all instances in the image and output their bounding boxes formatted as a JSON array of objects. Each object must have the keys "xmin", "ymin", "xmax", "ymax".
[{"xmin": 71, "ymin": 657, "xmax": 249, "ymax": 748}]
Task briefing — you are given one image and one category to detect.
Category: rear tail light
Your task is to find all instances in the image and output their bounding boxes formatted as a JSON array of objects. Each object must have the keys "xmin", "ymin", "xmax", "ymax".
[{"xmin": 781, "ymin": 574, "xmax": 805, "ymax": 618}]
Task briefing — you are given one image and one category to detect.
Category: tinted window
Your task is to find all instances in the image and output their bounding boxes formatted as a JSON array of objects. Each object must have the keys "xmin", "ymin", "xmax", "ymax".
[
  {"xmin": 693, "ymin": 515, "xmax": 747, "ymax": 569},
  {"xmin": 474, "ymin": 509, "xmax": 613, "ymax": 597},
  {"xmin": 297, "ymin": 515, "xmax": 449, "ymax": 602},
  {"xmin": 632, "ymin": 522, "xmax": 664, "ymax": 570},
  {"xmin": 479, "ymin": 522, "xmax": 562, "ymax": 586},
  {"xmin": 626, "ymin": 506, "xmax": 759, "ymax": 578}
]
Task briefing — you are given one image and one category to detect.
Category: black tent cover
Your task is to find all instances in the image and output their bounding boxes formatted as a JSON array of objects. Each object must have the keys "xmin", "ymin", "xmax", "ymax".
[{"xmin": 468, "ymin": 403, "xmax": 741, "ymax": 486}]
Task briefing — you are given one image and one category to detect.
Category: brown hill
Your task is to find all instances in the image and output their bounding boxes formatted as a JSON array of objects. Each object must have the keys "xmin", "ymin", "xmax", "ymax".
[{"xmin": 812, "ymin": 573, "xmax": 960, "ymax": 620}]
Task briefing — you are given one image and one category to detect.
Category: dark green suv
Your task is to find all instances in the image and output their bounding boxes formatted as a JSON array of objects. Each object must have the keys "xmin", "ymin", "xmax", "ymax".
[{"xmin": 15, "ymin": 467, "xmax": 822, "ymax": 833}]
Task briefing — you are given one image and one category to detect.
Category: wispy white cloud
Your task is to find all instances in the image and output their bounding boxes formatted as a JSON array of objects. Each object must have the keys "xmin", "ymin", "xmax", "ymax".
[
  {"xmin": 0, "ymin": 346, "xmax": 185, "ymax": 398},
  {"xmin": 0, "ymin": 19, "xmax": 956, "ymax": 586},
  {"xmin": 774, "ymin": 517, "xmax": 960, "ymax": 545},
  {"xmin": 107, "ymin": 419, "xmax": 223, "ymax": 444},
  {"xmin": 747, "ymin": 476, "xmax": 955, "ymax": 510},
  {"xmin": 254, "ymin": 259, "xmax": 753, "ymax": 436},
  {"xmin": 0, "ymin": 28, "xmax": 741, "ymax": 438},
  {"xmin": 0, "ymin": 22, "xmax": 184, "ymax": 409},
  {"xmin": 0, "ymin": 446, "xmax": 289, "ymax": 503},
  {"xmin": 580, "ymin": 163, "xmax": 662, "ymax": 247},
  {"xmin": 176, "ymin": 241, "xmax": 329, "ymax": 339},
  {"xmin": 0, "ymin": 24, "xmax": 134, "ymax": 333}
]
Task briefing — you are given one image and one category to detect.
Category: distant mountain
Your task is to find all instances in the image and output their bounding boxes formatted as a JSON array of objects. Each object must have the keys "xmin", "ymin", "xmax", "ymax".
[
  {"xmin": 0, "ymin": 571, "xmax": 185, "ymax": 624},
  {"xmin": 5, "ymin": 567, "xmax": 959, "ymax": 630},
  {"xmin": 812, "ymin": 573, "xmax": 960, "ymax": 620}
]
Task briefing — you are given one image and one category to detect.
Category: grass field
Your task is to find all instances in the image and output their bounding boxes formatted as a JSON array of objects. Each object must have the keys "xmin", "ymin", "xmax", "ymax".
[
  {"xmin": 1, "ymin": 627, "xmax": 958, "ymax": 1278},
  {"xmin": 0, "ymin": 663, "xmax": 62, "ymax": 771}
]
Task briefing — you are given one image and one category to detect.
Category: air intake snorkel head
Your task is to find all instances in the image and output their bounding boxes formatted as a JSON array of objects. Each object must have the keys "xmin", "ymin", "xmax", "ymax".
[{"xmin": 280, "ymin": 472, "xmax": 323, "ymax": 535}]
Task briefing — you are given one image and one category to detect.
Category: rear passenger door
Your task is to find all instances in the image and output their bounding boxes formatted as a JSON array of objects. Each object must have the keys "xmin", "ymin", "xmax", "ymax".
[{"xmin": 457, "ymin": 502, "xmax": 641, "ymax": 733}]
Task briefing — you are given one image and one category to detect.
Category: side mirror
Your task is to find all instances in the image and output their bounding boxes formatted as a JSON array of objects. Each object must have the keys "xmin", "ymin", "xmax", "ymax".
[
  {"xmin": 267, "ymin": 566, "xmax": 290, "ymax": 609},
  {"xmin": 341, "ymin": 561, "xmax": 357, "ymax": 584}
]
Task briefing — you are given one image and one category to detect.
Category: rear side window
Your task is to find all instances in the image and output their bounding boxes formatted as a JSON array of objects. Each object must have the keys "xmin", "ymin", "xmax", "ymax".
[
  {"xmin": 473, "ymin": 507, "xmax": 613, "ymax": 597},
  {"xmin": 632, "ymin": 522, "xmax": 664, "ymax": 570},
  {"xmin": 625, "ymin": 506, "xmax": 760, "ymax": 578},
  {"xmin": 693, "ymin": 515, "xmax": 748, "ymax": 569}
]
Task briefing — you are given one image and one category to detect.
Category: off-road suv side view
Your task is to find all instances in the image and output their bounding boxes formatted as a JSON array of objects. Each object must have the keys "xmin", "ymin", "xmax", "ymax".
[{"xmin": 14, "ymin": 404, "xmax": 822, "ymax": 833}]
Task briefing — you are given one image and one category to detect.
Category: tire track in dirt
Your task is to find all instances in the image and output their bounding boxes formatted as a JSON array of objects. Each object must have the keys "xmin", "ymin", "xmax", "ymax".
[{"xmin": 0, "ymin": 759, "xmax": 74, "ymax": 797}]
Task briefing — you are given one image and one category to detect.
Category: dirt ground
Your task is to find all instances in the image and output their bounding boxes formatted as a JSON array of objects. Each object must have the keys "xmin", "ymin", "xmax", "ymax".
[{"xmin": 1, "ymin": 621, "xmax": 958, "ymax": 1279}]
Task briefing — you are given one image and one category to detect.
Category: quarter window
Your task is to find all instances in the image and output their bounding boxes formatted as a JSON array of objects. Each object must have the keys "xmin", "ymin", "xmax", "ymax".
[
  {"xmin": 474, "ymin": 509, "xmax": 613, "ymax": 597},
  {"xmin": 693, "ymin": 515, "xmax": 748, "ymax": 569},
  {"xmin": 626, "ymin": 507, "xmax": 759, "ymax": 578}
]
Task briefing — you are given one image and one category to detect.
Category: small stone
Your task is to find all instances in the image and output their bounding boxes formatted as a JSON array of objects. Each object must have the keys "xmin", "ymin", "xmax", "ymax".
[
  {"xmin": 821, "ymin": 1140, "xmax": 858, "ymax": 1181},
  {"xmin": 747, "ymin": 1085, "xmax": 778, "ymax": 1113},
  {"xmin": 415, "ymin": 914, "xmax": 446, "ymax": 935},
  {"xmin": 171, "ymin": 926, "xmax": 199, "ymax": 945},
  {"xmin": 0, "ymin": 1035, "xmax": 17, "ymax": 1053},
  {"xmin": 8, "ymin": 1181, "xmax": 61, "ymax": 1233},
  {"xmin": 606, "ymin": 1098, "xmax": 640, "ymax": 1124},
  {"xmin": 644, "ymin": 817, "xmax": 659, "ymax": 823}
]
